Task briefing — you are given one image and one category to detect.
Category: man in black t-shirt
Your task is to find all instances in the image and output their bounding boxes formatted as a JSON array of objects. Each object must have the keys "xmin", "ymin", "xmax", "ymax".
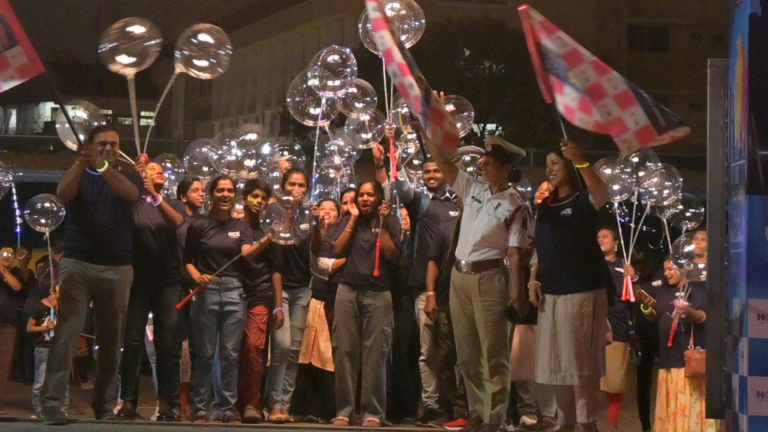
[
  {"xmin": 41, "ymin": 125, "xmax": 142, "ymax": 425},
  {"xmin": 0, "ymin": 247, "xmax": 24, "ymax": 414}
]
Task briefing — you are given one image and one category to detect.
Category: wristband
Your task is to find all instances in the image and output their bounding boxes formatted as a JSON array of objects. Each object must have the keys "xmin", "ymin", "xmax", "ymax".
[
  {"xmin": 96, "ymin": 160, "xmax": 109, "ymax": 173},
  {"xmin": 640, "ymin": 304, "xmax": 653, "ymax": 314},
  {"xmin": 151, "ymin": 195, "xmax": 163, "ymax": 207},
  {"xmin": 273, "ymin": 307, "xmax": 284, "ymax": 315},
  {"xmin": 574, "ymin": 161, "xmax": 590, "ymax": 169}
]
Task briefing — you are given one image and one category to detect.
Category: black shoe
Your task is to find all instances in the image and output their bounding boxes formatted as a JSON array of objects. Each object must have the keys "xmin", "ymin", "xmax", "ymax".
[
  {"xmin": 95, "ymin": 410, "xmax": 117, "ymax": 421},
  {"xmin": 41, "ymin": 408, "xmax": 68, "ymax": 425},
  {"xmin": 114, "ymin": 406, "xmax": 137, "ymax": 421},
  {"xmin": 156, "ymin": 408, "xmax": 182, "ymax": 422},
  {"xmin": 416, "ymin": 408, "xmax": 446, "ymax": 427}
]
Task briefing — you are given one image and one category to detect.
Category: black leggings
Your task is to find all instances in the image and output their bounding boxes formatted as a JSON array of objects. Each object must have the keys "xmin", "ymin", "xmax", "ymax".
[{"xmin": 636, "ymin": 326, "xmax": 658, "ymax": 431}]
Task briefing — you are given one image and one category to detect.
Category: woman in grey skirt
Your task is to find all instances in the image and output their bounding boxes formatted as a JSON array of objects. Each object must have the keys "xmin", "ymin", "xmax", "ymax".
[{"xmin": 529, "ymin": 140, "xmax": 612, "ymax": 432}]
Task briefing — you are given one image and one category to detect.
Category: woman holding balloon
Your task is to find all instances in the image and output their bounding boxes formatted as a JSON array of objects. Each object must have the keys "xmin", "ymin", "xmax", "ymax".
[{"xmin": 332, "ymin": 179, "xmax": 401, "ymax": 427}]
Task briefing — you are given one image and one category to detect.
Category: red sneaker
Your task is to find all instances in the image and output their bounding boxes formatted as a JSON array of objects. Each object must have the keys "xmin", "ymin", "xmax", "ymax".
[{"xmin": 444, "ymin": 417, "xmax": 468, "ymax": 431}]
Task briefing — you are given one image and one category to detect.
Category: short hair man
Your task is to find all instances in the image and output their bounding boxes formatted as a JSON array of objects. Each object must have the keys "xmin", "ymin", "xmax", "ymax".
[{"xmin": 41, "ymin": 125, "xmax": 142, "ymax": 424}]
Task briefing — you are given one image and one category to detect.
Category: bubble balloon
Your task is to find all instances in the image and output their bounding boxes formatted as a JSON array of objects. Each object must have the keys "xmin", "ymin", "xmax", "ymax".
[
  {"xmin": 358, "ymin": 0, "xmax": 426, "ymax": 55},
  {"xmin": 399, "ymin": 137, "xmax": 424, "ymax": 181},
  {"xmin": 24, "ymin": 194, "xmax": 66, "ymax": 233},
  {"xmin": 161, "ymin": 176, "xmax": 179, "ymax": 200},
  {"xmin": 616, "ymin": 148, "xmax": 660, "ymax": 190},
  {"xmin": 183, "ymin": 138, "xmax": 218, "ymax": 179},
  {"xmin": 513, "ymin": 176, "xmax": 534, "ymax": 203},
  {"xmin": 345, "ymin": 110, "xmax": 386, "ymax": 149},
  {"xmin": 671, "ymin": 232, "xmax": 696, "ymax": 271},
  {"xmin": 153, "ymin": 153, "xmax": 185, "ymax": 179},
  {"xmin": 175, "ymin": 23, "xmax": 232, "ymax": 79},
  {"xmin": 388, "ymin": 95, "xmax": 412, "ymax": 130},
  {"xmin": 650, "ymin": 200, "xmax": 681, "ymax": 220},
  {"xmin": 210, "ymin": 128, "xmax": 246, "ymax": 176},
  {"xmin": 235, "ymin": 135, "xmax": 263, "ymax": 180},
  {"xmin": 340, "ymin": 79, "xmax": 378, "ymax": 115},
  {"xmin": 286, "ymin": 69, "xmax": 340, "ymax": 127},
  {"xmin": 607, "ymin": 177, "xmax": 633, "ymax": 203},
  {"xmin": 317, "ymin": 136, "xmax": 360, "ymax": 174},
  {"xmin": 443, "ymin": 95, "xmax": 474, "ymax": 138},
  {"xmin": 309, "ymin": 46, "xmax": 357, "ymax": 98},
  {"xmin": 314, "ymin": 166, "xmax": 356, "ymax": 203},
  {"xmin": 98, "ymin": 17, "xmax": 163, "ymax": 77},
  {"xmin": 0, "ymin": 162, "xmax": 12, "ymax": 201},
  {"xmin": 450, "ymin": 145, "xmax": 483, "ymax": 178},
  {"xmin": 55, "ymin": 100, "xmax": 106, "ymax": 151},
  {"xmin": 593, "ymin": 157, "xmax": 618, "ymax": 184},
  {"xmin": 641, "ymin": 164, "xmax": 683, "ymax": 207},
  {"xmin": 670, "ymin": 193, "xmax": 705, "ymax": 231},
  {"xmin": 262, "ymin": 197, "xmax": 311, "ymax": 245}
]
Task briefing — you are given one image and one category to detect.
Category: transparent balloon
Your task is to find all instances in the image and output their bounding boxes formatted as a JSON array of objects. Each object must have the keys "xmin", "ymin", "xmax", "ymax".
[
  {"xmin": 671, "ymin": 232, "xmax": 696, "ymax": 271},
  {"xmin": 388, "ymin": 94, "xmax": 412, "ymax": 130},
  {"xmin": 98, "ymin": 17, "xmax": 163, "ymax": 78},
  {"xmin": 24, "ymin": 194, "xmax": 66, "ymax": 233},
  {"xmin": 309, "ymin": 46, "xmax": 357, "ymax": 98},
  {"xmin": 450, "ymin": 145, "xmax": 484, "ymax": 178},
  {"xmin": 286, "ymin": 69, "xmax": 340, "ymax": 127},
  {"xmin": 262, "ymin": 197, "xmax": 311, "ymax": 245},
  {"xmin": 183, "ymin": 138, "xmax": 218, "ymax": 180},
  {"xmin": 0, "ymin": 162, "xmax": 12, "ymax": 201},
  {"xmin": 240, "ymin": 123, "xmax": 263, "ymax": 141},
  {"xmin": 650, "ymin": 200, "xmax": 681, "ymax": 220},
  {"xmin": 175, "ymin": 23, "xmax": 232, "ymax": 79},
  {"xmin": 593, "ymin": 156, "xmax": 618, "ymax": 184},
  {"xmin": 514, "ymin": 176, "xmax": 534, "ymax": 203},
  {"xmin": 161, "ymin": 177, "xmax": 179, "ymax": 200},
  {"xmin": 345, "ymin": 110, "xmax": 386, "ymax": 149},
  {"xmin": 358, "ymin": 0, "xmax": 426, "ymax": 55},
  {"xmin": 607, "ymin": 177, "xmax": 633, "ymax": 203},
  {"xmin": 399, "ymin": 137, "xmax": 424, "ymax": 182},
  {"xmin": 234, "ymin": 134, "xmax": 263, "ymax": 180},
  {"xmin": 55, "ymin": 100, "xmax": 106, "ymax": 151},
  {"xmin": 670, "ymin": 193, "xmax": 705, "ymax": 231},
  {"xmin": 641, "ymin": 164, "xmax": 683, "ymax": 207},
  {"xmin": 616, "ymin": 148, "xmax": 660, "ymax": 190},
  {"xmin": 443, "ymin": 95, "xmax": 474, "ymax": 138},
  {"xmin": 317, "ymin": 135, "xmax": 360, "ymax": 174},
  {"xmin": 314, "ymin": 166, "xmax": 356, "ymax": 203},
  {"xmin": 210, "ymin": 128, "xmax": 245, "ymax": 176},
  {"xmin": 153, "ymin": 153, "xmax": 185, "ymax": 179},
  {"xmin": 340, "ymin": 79, "xmax": 378, "ymax": 115}
]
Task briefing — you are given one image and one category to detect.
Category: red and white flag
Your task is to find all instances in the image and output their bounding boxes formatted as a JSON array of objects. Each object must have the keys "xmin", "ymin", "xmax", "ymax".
[
  {"xmin": 364, "ymin": 0, "xmax": 459, "ymax": 153},
  {"xmin": 519, "ymin": 5, "xmax": 689, "ymax": 154},
  {"xmin": 0, "ymin": 0, "xmax": 44, "ymax": 93}
]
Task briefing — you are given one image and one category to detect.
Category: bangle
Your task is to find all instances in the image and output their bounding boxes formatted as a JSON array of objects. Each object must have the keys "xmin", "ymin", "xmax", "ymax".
[
  {"xmin": 273, "ymin": 307, "xmax": 284, "ymax": 315},
  {"xmin": 151, "ymin": 195, "xmax": 163, "ymax": 207},
  {"xmin": 640, "ymin": 304, "xmax": 653, "ymax": 314},
  {"xmin": 375, "ymin": 164, "xmax": 385, "ymax": 169},
  {"xmin": 574, "ymin": 161, "xmax": 590, "ymax": 169},
  {"xmin": 529, "ymin": 281, "xmax": 541, "ymax": 286},
  {"xmin": 426, "ymin": 292, "xmax": 435, "ymax": 297},
  {"xmin": 345, "ymin": 229, "xmax": 353, "ymax": 233},
  {"xmin": 96, "ymin": 160, "xmax": 109, "ymax": 173}
]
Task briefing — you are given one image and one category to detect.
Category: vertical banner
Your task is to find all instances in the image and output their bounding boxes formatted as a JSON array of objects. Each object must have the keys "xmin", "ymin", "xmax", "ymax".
[{"xmin": 0, "ymin": 0, "xmax": 45, "ymax": 93}]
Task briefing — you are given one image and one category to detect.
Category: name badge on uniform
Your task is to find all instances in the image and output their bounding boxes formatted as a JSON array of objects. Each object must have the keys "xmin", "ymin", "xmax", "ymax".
[{"xmin": 228, "ymin": 231, "xmax": 241, "ymax": 239}]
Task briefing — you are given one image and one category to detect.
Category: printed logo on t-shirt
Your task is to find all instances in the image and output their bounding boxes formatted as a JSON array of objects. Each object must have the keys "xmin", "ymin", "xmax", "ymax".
[
  {"xmin": 652, "ymin": 280, "xmax": 663, "ymax": 287},
  {"xmin": 614, "ymin": 266, "xmax": 624, "ymax": 273},
  {"xmin": 560, "ymin": 208, "xmax": 573, "ymax": 216},
  {"xmin": 300, "ymin": 223, "xmax": 310, "ymax": 231},
  {"xmin": 228, "ymin": 231, "xmax": 241, "ymax": 239},
  {"xmin": 449, "ymin": 211, "xmax": 460, "ymax": 217}
]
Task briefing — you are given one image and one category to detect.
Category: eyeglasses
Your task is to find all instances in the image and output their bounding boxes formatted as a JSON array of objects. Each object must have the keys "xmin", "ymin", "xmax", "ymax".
[{"xmin": 1, "ymin": 251, "xmax": 15, "ymax": 258}]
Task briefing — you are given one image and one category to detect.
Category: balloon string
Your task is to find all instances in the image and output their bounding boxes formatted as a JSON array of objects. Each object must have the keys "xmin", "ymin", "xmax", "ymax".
[
  {"xmin": 118, "ymin": 151, "xmax": 136, "ymax": 165},
  {"xmin": 382, "ymin": 60, "xmax": 389, "ymax": 117},
  {"xmin": 663, "ymin": 218, "xmax": 673, "ymax": 253},
  {"xmin": 628, "ymin": 188, "xmax": 639, "ymax": 259},
  {"xmin": 311, "ymin": 98, "xmax": 326, "ymax": 202},
  {"xmin": 46, "ymin": 233, "xmax": 55, "ymax": 338},
  {"xmin": 389, "ymin": 78, "xmax": 394, "ymax": 115},
  {"xmin": 613, "ymin": 202, "xmax": 628, "ymax": 260},
  {"xmin": 143, "ymin": 72, "xmax": 179, "ymax": 154},
  {"xmin": 126, "ymin": 76, "xmax": 142, "ymax": 156},
  {"xmin": 629, "ymin": 204, "xmax": 650, "ymax": 263}
]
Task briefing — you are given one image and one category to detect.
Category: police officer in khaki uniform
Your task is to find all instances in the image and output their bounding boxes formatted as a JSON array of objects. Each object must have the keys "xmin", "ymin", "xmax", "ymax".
[{"xmin": 424, "ymin": 132, "xmax": 529, "ymax": 432}]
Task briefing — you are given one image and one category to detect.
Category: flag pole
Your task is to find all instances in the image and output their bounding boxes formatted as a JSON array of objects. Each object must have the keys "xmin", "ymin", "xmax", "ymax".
[{"xmin": 43, "ymin": 68, "xmax": 84, "ymax": 148}]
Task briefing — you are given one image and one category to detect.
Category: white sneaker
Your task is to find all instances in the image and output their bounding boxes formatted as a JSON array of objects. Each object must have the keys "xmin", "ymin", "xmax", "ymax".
[{"xmin": 520, "ymin": 414, "xmax": 539, "ymax": 427}]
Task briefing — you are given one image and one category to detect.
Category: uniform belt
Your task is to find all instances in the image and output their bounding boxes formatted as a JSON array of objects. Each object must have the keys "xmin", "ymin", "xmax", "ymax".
[{"xmin": 453, "ymin": 258, "xmax": 505, "ymax": 275}]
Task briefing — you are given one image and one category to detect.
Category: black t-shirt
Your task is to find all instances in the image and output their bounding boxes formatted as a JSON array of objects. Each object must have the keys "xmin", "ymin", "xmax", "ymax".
[
  {"xmin": 606, "ymin": 258, "xmax": 631, "ymax": 343},
  {"xmin": 686, "ymin": 262, "xmax": 708, "ymax": 282},
  {"xmin": 634, "ymin": 265, "xmax": 665, "ymax": 332},
  {"xmin": 656, "ymin": 281, "xmax": 707, "ymax": 369},
  {"xmin": 183, "ymin": 216, "xmax": 254, "ymax": 279},
  {"xmin": 62, "ymin": 165, "xmax": 144, "ymax": 266},
  {"xmin": 172, "ymin": 200, "xmax": 200, "ymax": 284},
  {"xmin": 340, "ymin": 213, "xmax": 402, "ymax": 291},
  {"xmin": 0, "ymin": 267, "xmax": 24, "ymax": 325},
  {"xmin": 427, "ymin": 218, "xmax": 458, "ymax": 310},
  {"xmin": 30, "ymin": 301, "xmax": 55, "ymax": 348},
  {"xmin": 310, "ymin": 224, "xmax": 345, "ymax": 305},
  {"xmin": 239, "ymin": 223, "xmax": 274, "ymax": 307},
  {"xmin": 266, "ymin": 203, "xmax": 312, "ymax": 290},
  {"xmin": 535, "ymin": 191, "xmax": 613, "ymax": 296},
  {"xmin": 403, "ymin": 190, "xmax": 460, "ymax": 290},
  {"xmin": 132, "ymin": 194, "xmax": 183, "ymax": 285}
]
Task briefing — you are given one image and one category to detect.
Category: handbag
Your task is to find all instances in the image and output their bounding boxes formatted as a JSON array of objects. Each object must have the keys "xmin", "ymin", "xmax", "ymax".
[{"xmin": 684, "ymin": 327, "xmax": 706, "ymax": 377}]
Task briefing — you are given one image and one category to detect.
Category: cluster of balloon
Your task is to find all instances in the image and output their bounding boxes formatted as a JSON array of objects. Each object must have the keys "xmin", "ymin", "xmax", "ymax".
[
  {"xmin": 0, "ymin": 162, "xmax": 13, "ymax": 201},
  {"xmin": 358, "ymin": 0, "xmax": 426, "ymax": 55},
  {"xmin": 593, "ymin": 148, "xmax": 705, "ymax": 269}
]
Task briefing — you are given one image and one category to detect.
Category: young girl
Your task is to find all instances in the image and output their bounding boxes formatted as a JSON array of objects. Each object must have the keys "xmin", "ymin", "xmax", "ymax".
[{"xmin": 28, "ymin": 287, "xmax": 69, "ymax": 417}]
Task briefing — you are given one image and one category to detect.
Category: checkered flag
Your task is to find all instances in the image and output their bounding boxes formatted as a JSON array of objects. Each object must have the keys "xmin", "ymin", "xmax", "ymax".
[
  {"xmin": 364, "ymin": 0, "xmax": 459, "ymax": 154},
  {"xmin": 0, "ymin": 0, "xmax": 45, "ymax": 93},
  {"xmin": 519, "ymin": 5, "xmax": 689, "ymax": 154}
]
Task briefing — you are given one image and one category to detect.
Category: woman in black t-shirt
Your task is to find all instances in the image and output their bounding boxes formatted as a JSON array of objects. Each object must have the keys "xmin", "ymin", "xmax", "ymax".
[
  {"xmin": 639, "ymin": 260, "xmax": 715, "ymax": 432},
  {"xmin": 332, "ymin": 180, "xmax": 401, "ymax": 427},
  {"xmin": 183, "ymin": 175, "xmax": 266, "ymax": 423},
  {"xmin": 531, "ymin": 141, "xmax": 610, "ymax": 432}
]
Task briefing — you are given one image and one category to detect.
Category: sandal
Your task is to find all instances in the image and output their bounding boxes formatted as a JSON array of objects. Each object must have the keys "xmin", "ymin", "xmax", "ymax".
[
  {"xmin": 363, "ymin": 417, "xmax": 382, "ymax": 428},
  {"xmin": 332, "ymin": 416, "xmax": 350, "ymax": 426},
  {"xmin": 269, "ymin": 408, "xmax": 288, "ymax": 423}
]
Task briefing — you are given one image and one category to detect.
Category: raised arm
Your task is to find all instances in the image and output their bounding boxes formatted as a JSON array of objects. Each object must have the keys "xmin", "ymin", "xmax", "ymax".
[
  {"xmin": 378, "ymin": 203, "xmax": 400, "ymax": 261},
  {"xmin": 144, "ymin": 176, "xmax": 183, "ymax": 229},
  {"xmin": 560, "ymin": 140, "xmax": 609, "ymax": 207},
  {"xmin": 333, "ymin": 206, "xmax": 360, "ymax": 256}
]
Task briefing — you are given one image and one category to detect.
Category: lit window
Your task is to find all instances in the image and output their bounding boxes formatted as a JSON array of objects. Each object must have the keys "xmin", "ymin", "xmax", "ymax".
[
  {"xmin": 140, "ymin": 111, "xmax": 156, "ymax": 117},
  {"xmin": 118, "ymin": 117, "xmax": 133, "ymax": 125},
  {"xmin": 99, "ymin": 109, "xmax": 113, "ymax": 114},
  {"xmin": 140, "ymin": 118, "xmax": 155, "ymax": 126}
]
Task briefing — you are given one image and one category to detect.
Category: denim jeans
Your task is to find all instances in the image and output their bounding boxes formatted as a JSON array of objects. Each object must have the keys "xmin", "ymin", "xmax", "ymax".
[
  {"xmin": 32, "ymin": 347, "xmax": 69, "ymax": 412},
  {"xmin": 119, "ymin": 280, "xmax": 180, "ymax": 406},
  {"xmin": 191, "ymin": 276, "xmax": 246, "ymax": 414},
  {"xmin": 268, "ymin": 287, "xmax": 311, "ymax": 410}
]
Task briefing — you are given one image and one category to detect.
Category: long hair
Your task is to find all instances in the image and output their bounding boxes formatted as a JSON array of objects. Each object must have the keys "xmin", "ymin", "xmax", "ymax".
[
  {"xmin": 355, "ymin": 179, "xmax": 386, "ymax": 218},
  {"xmin": 545, "ymin": 147, "xmax": 585, "ymax": 197}
]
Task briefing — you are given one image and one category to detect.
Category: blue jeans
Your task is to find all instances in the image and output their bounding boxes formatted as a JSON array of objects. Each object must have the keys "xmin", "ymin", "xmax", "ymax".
[
  {"xmin": 191, "ymin": 276, "xmax": 246, "ymax": 414},
  {"xmin": 268, "ymin": 287, "xmax": 311, "ymax": 410},
  {"xmin": 33, "ymin": 347, "xmax": 69, "ymax": 412}
]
